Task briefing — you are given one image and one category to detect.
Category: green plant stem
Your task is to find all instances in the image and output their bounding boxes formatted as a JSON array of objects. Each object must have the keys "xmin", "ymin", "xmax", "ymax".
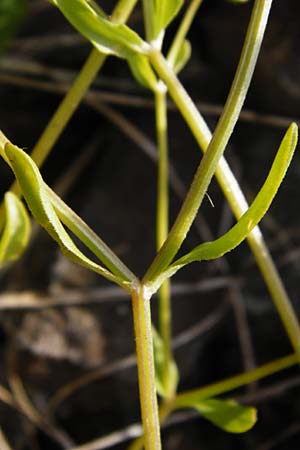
[
  {"xmin": 111, "ymin": 0, "xmax": 139, "ymax": 24},
  {"xmin": 0, "ymin": 0, "xmax": 138, "ymax": 230},
  {"xmin": 128, "ymin": 400, "xmax": 173, "ymax": 450},
  {"xmin": 142, "ymin": 0, "xmax": 155, "ymax": 42},
  {"xmin": 216, "ymin": 159, "xmax": 300, "ymax": 356},
  {"xmin": 155, "ymin": 83, "xmax": 173, "ymax": 396},
  {"xmin": 0, "ymin": 49, "xmax": 102, "ymax": 214},
  {"xmin": 131, "ymin": 287, "xmax": 162, "ymax": 450},
  {"xmin": 129, "ymin": 353, "xmax": 298, "ymax": 450},
  {"xmin": 153, "ymin": 0, "xmax": 205, "ymax": 387},
  {"xmin": 142, "ymin": 1, "xmax": 300, "ymax": 355},
  {"xmin": 145, "ymin": 0, "xmax": 273, "ymax": 282},
  {"xmin": 174, "ymin": 353, "xmax": 298, "ymax": 408},
  {"xmin": 167, "ymin": 0, "xmax": 203, "ymax": 67},
  {"xmin": 156, "ymin": 85, "xmax": 169, "ymax": 254}
]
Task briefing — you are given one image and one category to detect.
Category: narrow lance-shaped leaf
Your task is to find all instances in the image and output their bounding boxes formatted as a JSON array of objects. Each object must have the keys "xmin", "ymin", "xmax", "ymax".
[
  {"xmin": 188, "ymin": 398, "xmax": 257, "ymax": 433},
  {"xmin": 4, "ymin": 143, "xmax": 133, "ymax": 292},
  {"xmin": 0, "ymin": 192, "xmax": 30, "ymax": 266},
  {"xmin": 46, "ymin": 186, "xmax": 137, "ymax": 286},
  {"xmin": 147, "ymin": 123, "xmax": 298, "ymax": 293},
  {"xmin": 152, "ymin": 326, "xmax": 179, "ymax": 398},
  {"xmin": 51, "ymin": 0, "xmax": 147, "ymax": 58}
]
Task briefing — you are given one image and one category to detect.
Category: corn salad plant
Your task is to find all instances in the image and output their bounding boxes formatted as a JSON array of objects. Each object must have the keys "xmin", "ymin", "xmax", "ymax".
[{"xmin": 0, "ymin": 1, "xmax": 299, "ymax": 449}]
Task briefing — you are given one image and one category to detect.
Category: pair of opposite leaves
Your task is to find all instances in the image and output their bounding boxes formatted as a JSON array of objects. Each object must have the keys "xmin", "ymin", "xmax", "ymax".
[
  {"xmin": 1, "ymin": 122, "xmax": 298, "ymax": 293},
  {"xmin": 0, "ymin": 124, "xmax": 297, "ymax": 436}
]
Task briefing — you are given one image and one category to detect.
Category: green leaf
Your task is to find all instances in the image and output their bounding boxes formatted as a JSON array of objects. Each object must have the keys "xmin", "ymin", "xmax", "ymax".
[
  {"xmin": 127, "ymin": 53, "xmax": 157, "ymax": 91},
  {"xmin": 153, "ymin": 0, "xmax": 184, "ymax": 41},
  {"xmin": 147, "ymin": 123, "xmax": 298, "ymax": 293},
  {"xmin": 173, "ymin": 39, "xmax": 191, "ymax": 74},
  {"xmin": 4, "ymin": 143, "xmax": 133, "ymax": 291},
  {"xmin": 152, "ymin": 326, "xmax": 179, "ymax": 398},
  {"xmin": 51, "ymin": 0, "xmax": 146, "ymax": 58},
  {"xmin": 0, "ymin": 0, "xmax": 27, "ymax": 53},
  {"xmin": 193, "ymin": 398, "xmax": 257, "ymax": 433},
  {"xmin": 0, "ymin": 192, "xmax": 30, "ymax": 266},
  {"xmin": 46, "ymin": 186, "xmax": 137, "ymax": 286}
]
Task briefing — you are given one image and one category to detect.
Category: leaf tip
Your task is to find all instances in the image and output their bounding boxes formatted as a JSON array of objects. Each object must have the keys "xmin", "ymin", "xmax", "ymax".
[
  {"xmin": 289, "ymin": 121, "xmax": 298, "ymax": 135},
  {"xmin": 4, "ymin": 141, "xmax": 16, "ymax": 161}
]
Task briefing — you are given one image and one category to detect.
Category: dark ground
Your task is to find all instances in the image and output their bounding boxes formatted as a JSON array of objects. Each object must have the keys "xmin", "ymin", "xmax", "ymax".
[{"xmin": 0, "ymin": 0, "xmax": 300, "ymax": 449}]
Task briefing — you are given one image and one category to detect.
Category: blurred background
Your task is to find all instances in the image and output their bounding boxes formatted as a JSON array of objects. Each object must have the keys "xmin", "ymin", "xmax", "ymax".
[{"xmin": 0, "ymin": 0, "xmax": 300, "ymax": 449}]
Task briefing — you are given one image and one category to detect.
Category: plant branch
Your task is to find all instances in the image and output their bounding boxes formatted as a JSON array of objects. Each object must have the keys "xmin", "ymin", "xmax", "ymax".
[
  {"xmin": 144, "ymin": 0, "xmax": 273, "ymax": 282},
  {"xmin": 131, "ymin": 287, "xmax": 162, "ymax": 450},
  {"xmin": 174, "ymin": 353, "xmax": 298, "ymax": 408},
  {"xmin": 155, "ymin": 84, "xmax": 174, "ymax": 397},
  {"xmin": 141, "ymin": 1, "xmax": 300, "ymax": 355},
  {"xmin": 142, "ymin": 0, "xmax": 155, "ymax": 42},
  {"xmin": 129, "ymin": 352, "xmax": 298, "ymax": 450},
  {"xmin": 0, "ymin": 0, "xmax": 138, "ymax": 230},
  {"xmin": 167, "ymin": 0, "xmax": 203, "ymax": 67}
]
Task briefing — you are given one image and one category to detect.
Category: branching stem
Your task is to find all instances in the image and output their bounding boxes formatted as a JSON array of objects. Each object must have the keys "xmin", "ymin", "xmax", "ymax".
[
  {"xmin": 145, "ymin": 0, "xmax": 273, "ymax": 282},
  {"xmin": 142, "ymin": 0, "xmax": 300, "ymax": 355}
]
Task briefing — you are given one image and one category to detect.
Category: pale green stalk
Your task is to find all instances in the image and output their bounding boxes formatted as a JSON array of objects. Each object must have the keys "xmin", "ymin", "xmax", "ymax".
[
  {"xmin": 215, "ymin": 159, "xmax": 300, "ymax": 356},
  {"xmin": 152, "ymin": 0, "xmax": 205, "ymax": 401},
  {"xmin": 142, "ymin": 1, "xmax": 300, "ymax": 355},
  {"xmin": 156, "ymin": 85, "xmax": 169, "ymax": 255},
  {"xmin": 174, "ymin": 353, "xmax": 298, "ymax": 408},
  {"xmin": 131, "ymin": 287, "xmax": 162, "ymax": 450},
  {"xmin": 142, "ymin": 0, "xmax": 155, "ymax": 42},
  {"xmin": 145, "ymin": 0, "xmax": 272, "ymax": 281},
  {"xmin": 128, "ymin": 400, "xmax": 173, "ymax": 450},
  {"xmin": 129, "ymin": 352, "xmax": 298, "ymax": 450},
  {"xmin": 0, "ymin": 0, "xmax": 138, "ymax": 229},
  {"xmin": 167, "ymin": 0, "xmax": 203, "ymax": 67},
  {"xmin": 155, "ymin": 82, "xmax": 173, "ymax": 397}
]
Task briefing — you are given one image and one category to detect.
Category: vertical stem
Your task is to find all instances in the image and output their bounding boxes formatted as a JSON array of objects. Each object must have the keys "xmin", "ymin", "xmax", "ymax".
[
  {"xmin": 142, "ymin": 0, "xmax": 155, "ymax": 41},
  {"xmin": 143, "ymin": 1, "xmax": 300, "ymax": 355},
  {"xmin": 167, "ymin": 0, "xmax": 203, "ymax": 67},
  {"xmin": 128, "ymin": 401, "xmax": 173, "ymax": 450},
  {"xmin": 145, "ymin": 0, "xmax": 273, "ymax": 282},
  {"xmin": 140, "ymin": 0, "xmax": 300, "ymax": 356},
  {"xmin": 128, "ymin": 352, "xmax": 298, "ymax": 450},
  {"xmin": 217, "ymin": 158, "xmax": 300, "ymax": 355},
  {"xmin": 155, "ymin": 83, "xmax": 173, "ymax": 396},
  {"xmin": 132, "ymin": 287, "xmax": 162, "ymax": 450},
  {"xmin": 156, "ymin": 85, "xmax": 169, "ymax": 253}
]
